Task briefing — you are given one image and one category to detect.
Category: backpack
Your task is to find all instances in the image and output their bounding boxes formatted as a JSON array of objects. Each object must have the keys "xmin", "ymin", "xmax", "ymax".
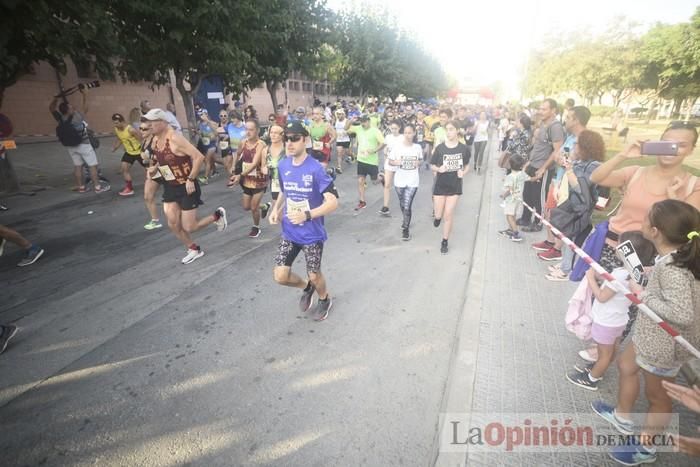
[
  {"xmin": 550, "ymin": 161, "xmax": 599, "ymax": 237},
  {"xmin": 56, "ymin": 115, "xmax": 85, "ymax": 147}
]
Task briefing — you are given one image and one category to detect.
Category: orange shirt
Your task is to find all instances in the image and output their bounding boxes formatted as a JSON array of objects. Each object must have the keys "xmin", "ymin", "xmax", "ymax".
[{"xmin": 609, "ymin": 166, "xmax": 700, "ymax": 235}]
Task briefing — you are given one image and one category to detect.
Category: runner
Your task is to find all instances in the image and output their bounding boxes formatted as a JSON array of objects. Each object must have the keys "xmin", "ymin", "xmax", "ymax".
[
  {"xmin": 431, "ymin": 121, "xmax": 471, "ymax": 254},
  {"xmin": 230, "ymin": 120, "xmax": 269, "ymax": 238},
  {"xmin": 224, "ymin": 111, "xmax": 246, "ymax": 186},
  {"xmin": 431, "ymin": 108, "xmax": 451, "ymax": 153},
  {"xmin": 0, "ymin": 224, "xmax": 44, "ymax": 267},
  {"xmin": 415, "ymin": 109, "xmax": 428, "ymax": 165},
  {"xmin": 309, "ymin": 106, "xmax": 336, "ymax": 168},
  {"xmin": 111, "ymin": 113, "xmax": 143, "ymax": 196},
  {"xmin": 379, "ymin": 119, "xmax": 403, "ymax": 216},
  {"xmin": 347, "ymin": 115, "xmax": 385, "ymax": 211},
  {"xmin": 195, "ymin": 109, "xmax": 218, "ymax": 184},
  {"xmin": 216, "ymin": 110, "xmax": 234, "ymax": 175},
  {"xmin": 269, "ymin": 121, "xmax": 339, "ymax": 321},
  {"xmin": 138, "ymin": 121, "xmax": 163, "ymax": 230},
  {"xmin": 334, "ymin": 108, "xmax": 350, "ymax": 174},
  {"xmin": 387, "ymin": 124, "xmax": 422, "ymax": 240},
  {"xmin": 262, "ymin": 123, "xmax": 285, "ymax": 209},
  {"xmin": 142, "ymin": 109, "xmax": 227, "ymax": 264},
  {"xmin": 472, "ymin": 111, "xmax": 490, "ymax": 174},
  {"xmin": 423, "ymin": 107, "xmax": 439, "ymax": 168}
]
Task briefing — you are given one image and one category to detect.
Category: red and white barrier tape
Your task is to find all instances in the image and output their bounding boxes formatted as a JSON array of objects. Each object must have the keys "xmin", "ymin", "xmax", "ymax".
[{"xmin": 523, "ymin": 201, "xmax": 700, "ymax": 360}]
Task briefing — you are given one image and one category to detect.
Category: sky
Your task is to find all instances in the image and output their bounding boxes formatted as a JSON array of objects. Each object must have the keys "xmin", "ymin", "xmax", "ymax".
[{"xmin": 326, "ymin": 0, "xmax": 698, "ymax": 100}]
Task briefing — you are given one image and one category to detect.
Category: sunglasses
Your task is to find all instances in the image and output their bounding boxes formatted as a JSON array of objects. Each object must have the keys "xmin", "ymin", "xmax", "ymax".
[
  {"xmin": 285, "ymin": 134, "xmax": 304, "ymax": 142},
  {"xmin": 219, "ymin": 114, "xmax": 228, "ymax": 118},
  {"xmin": 139, "ymin": 126, "xmax": 150, "ymax": 131}
]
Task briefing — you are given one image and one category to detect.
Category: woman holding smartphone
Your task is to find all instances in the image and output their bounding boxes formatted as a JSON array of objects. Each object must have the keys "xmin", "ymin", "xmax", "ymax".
[{"xmin": 574, "ymin": 122, "xmax": 700, "ymax": 362}]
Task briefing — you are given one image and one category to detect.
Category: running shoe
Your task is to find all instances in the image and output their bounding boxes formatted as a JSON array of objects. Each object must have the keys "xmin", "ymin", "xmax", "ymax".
[
  {"xmin": 181, "ymin": 247, "xmax": 204, "ymax": 264},
  {"xmin": 0, "ymin": 238, "xmax": 6, "ymax": 257},
  {"xmin": 522, "ymin": 222, "xmax": 543, "ymax": 232},
  {"xmin": 591, "ymin": 400, "xmax": 635, "ymax": 435},
  {"xmin": 566, "ymin": 369, "xmax": 599, "ymax": 391},
  {"xmin": 510, "ymin": 231, "xmax": 523, "ymax": 242},
  {"xmin": 345, "ymin": 156, "xmax": 352, "ymax": 163},
  {"xmin": 17, "ymin": 246, "xmax": 44, "ymax": 267},
  {"xmin": 77, "ymin": 185, "xmax": 88, "ymax": 193},
  {"xmin": 354, "ymin": 201, "xmax": 367, "ymax": 211},
  {"xmin": 498, "ymin": 229, "xmax": 513, "ymax": 238},
  {"xmin": 609, "ymin": 443, "xmax": 657, "ymax": 466},
  {"xmin": 261, "ymin": 202, "xmax": 271, "ymax": 219},
  {"xmin": 538, "ymin": 247, "xmax": 562, "ymax": 261},
  {"xmin": 532, "ymin": 240, "xmax": 554, "ymax": 251},
  {"xmin": 313, "ymin": 296, "xmax": 333, "ymax": 321},
  {"xmin": 402, "ymin": 228, "xmax": 410, "ymax": 241},
  {"xmin": 433, "ymin": 218, "xmax": 441, "ymax": 228},
  {"xmin": 94, "ymin": 184, "xmax": 110, "ymax": 193},
  {"xmin": 299, "ymin": 283, "xmax": 316, "ymax": 312},
  {"xmin": 144, "ymin": 220, "xmax": 163, "ymax": 230},
  {"xmin": 335, "ymin": 167, "xmax": 343, "ymax": 174},
  {"xmin": 248, "ymin": 226, "xmax": 261, "ymax": 238},
  {"xmin": 198, "ymin": 175, "xmax": 209, "ymax": 185},
  {"xmin": 118, "ymin": 187, "xmax": 134, "ymax": 196},
  {"xmin": 214, "ymin": 207, "xmax": 228, "ymax": 231},
  {"xmin": 440, "ymin": 239, "xmax": 448, "ymax": 255},
  {"xmin": 379, "ymin": 206, "xmax": 390, "ymax": 216},
  {"xmin": 0, "ymin": 324, "xmax": 19, "ymax": 354},
  {"xmin": 548, "ymin": 264, "xmax": 562, "ymax": 273},
  {"xmin": 545, "ymin": 270, "xmax": 569, "ymax": 281}
]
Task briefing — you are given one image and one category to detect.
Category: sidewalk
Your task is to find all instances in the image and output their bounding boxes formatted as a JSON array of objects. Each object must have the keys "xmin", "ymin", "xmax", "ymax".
[{"xmin": 453, "ymin": 154, "xmax": 700, "ymax": 465}]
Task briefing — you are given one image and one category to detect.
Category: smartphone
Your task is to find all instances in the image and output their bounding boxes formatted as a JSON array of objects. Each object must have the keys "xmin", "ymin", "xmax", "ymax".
[{"xmin": 641, "ymin": 141, "xmax": 678, "ymax": 156}]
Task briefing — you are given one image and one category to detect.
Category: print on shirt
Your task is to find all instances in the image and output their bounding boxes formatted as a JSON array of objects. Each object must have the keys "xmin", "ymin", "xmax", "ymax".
[{"xmin": 443, "ymin": 153, "xmax": 464, "ymax": 172}]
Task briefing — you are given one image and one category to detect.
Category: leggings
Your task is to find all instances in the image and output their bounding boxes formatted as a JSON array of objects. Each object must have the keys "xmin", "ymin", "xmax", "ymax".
[
  {"xmin": 473, "ymin": 141, "xmax": 487, "ymax": 169},
  {"xmin": 395, "ymin": 186, "xmax": 418, "ymax": 230}
]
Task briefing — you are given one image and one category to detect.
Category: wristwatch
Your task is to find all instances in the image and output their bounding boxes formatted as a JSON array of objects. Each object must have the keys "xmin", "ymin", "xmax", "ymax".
[
  {"xmin": 187, "ymin": 176, "xmax": 196, "ymax": 182},
  {"xmin": 304, "ymin": 210, "xmax": 312, "ymax": 221}
]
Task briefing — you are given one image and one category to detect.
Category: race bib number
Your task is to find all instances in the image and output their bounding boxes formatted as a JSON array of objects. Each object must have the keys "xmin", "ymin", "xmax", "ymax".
[
  {"xmin": 286, "ymin": 198, "xmax": 310, "ymax": 214},
  {"xmin": 443, "ymin": 154, "xmax": 463, "ymax": 172},
  {"xmin": 312, "ymin": 140, "xmax": 324, "ymax": 151},
  {"xmin": 400, "ymin": 156, "xmax": 420, "ymax": 170},
  {"xmin": 271, "ymin": 178, "xmax": 281, "ymax": 193},
  {"xmin": 417, "ymin": 134, "xmax": 423, "ymax": 142},
  {"xmin": 219, "ymin": 141, "xmax": 229, "ymax": 150},
  {"xmin": 201, "ymin": 137, "xmax": 211, "ymax": 145},
  {"xmin": 242, "ymin": 162, "xmax": 257, "ymax": 177},
  {"xmin": 157, "ymin": 165, "xmax": 176, "ymax": 181}
]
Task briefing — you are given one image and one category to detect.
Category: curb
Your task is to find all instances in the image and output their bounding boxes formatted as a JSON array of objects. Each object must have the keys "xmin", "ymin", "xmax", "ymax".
[{"xmin": 431, "ymin": 139, "xmax": 495, "ymax": 467}]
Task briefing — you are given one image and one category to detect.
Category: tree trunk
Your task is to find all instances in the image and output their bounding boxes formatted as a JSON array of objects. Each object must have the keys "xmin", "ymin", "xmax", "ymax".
[
  {"xmin": 645, "ymin": 98, "xmax": 659, "ymax": 124},
  {"xmin": 672, "ymin": 98, "xmax": 683, "ymax": 119},
  {"xmin": 266, "ymin": 81, "xmax": 279, "ymax": 111},
  {"xmin": 175, "ymin": 76, "xmax": 196, "ymax": 141},
  {"xmin": 685, "ymin": 97, "xmax": 698, "ymax": 121},
  {"xmin": 0, "ymin": 150, "xmax": 21, "ymax": 193}
]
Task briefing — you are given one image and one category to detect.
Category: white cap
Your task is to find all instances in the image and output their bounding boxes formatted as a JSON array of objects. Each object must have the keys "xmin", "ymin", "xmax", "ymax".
[{"xmin": 142, "ymin": 108, "xmax": 168, "ymax": 121}]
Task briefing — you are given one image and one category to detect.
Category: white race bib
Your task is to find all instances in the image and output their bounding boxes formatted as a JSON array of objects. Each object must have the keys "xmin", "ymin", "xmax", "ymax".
[
  {"xmin": 219, "ymin": 141, "xmax": 229, "ymax": 150},
  {"xmin": 443, "ymin": 154, "xmax": 463, "ymax": 172},
  {"xmin": 271, "ymin": 178, "xmax": 281, "ymax": 193},
  {"xmin": 312, "ymin": 140, "xmax": 324, "ymax": 151},
  {"xmin": 242, "ymin": 162, "xmax": 257, "ymax": 177},
  {"xmin": 400, "ymin": 156, "xmax": 420, "ymax": 171},
  {"xmin": 201, "ymin": 136, "xmax": 211, "ymax": 145},
  {"xmin": 286, "ymin": 198, "xmax": 310, "ymax": 214},
  {"xmin": 157, "ymin": 165, "xmax": 176, "ymax": 181}
]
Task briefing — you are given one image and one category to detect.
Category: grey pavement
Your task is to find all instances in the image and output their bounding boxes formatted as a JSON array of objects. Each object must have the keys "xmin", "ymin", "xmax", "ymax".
[{"xmin": 0, "ymin": 137, "xmax": 488, "ymax": 466}]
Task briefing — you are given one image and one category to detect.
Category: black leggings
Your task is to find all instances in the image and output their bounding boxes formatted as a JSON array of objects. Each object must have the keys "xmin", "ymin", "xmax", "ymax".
[
  {"xmin": 395, "ymin": 186, "xmax": 418, "ymax": 230},
  {"xmin": 473, "ymin": 141, "xmax": 487, "ymax": 169}
]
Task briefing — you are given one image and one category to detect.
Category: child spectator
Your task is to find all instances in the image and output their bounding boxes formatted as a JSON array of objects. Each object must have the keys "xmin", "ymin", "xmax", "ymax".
[
  {"xmin": 499, "ymin": 155, "xmax": 527, "ymax": 242},
  {"xmin": 592, "ymin": 199, "xmax": 700, "ymax": 465},
  {"xmin": 567, "ymin": 231, "xmax": 655, "ymax": 391}
]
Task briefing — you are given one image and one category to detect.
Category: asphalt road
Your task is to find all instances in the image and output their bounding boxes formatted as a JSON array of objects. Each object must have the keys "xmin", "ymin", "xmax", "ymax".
[{"xmin": 0, "ymin": 141, "xmax": 491, "ymax": 466}]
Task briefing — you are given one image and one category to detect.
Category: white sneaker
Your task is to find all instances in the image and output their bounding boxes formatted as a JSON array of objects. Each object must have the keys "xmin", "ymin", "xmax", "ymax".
[
  {"xmin": 182, "ymin": 248, "xmax": 204, "ymax": 264},
  {"xmin": 214, "ymin": 207, "xmax": 227, "ymax": 231}
]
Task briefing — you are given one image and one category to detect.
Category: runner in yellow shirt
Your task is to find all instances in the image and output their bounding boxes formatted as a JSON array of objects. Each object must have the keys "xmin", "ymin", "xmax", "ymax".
[{"xmin": 111, "ymin": 113, "xmax": 143, "ymax": 196}]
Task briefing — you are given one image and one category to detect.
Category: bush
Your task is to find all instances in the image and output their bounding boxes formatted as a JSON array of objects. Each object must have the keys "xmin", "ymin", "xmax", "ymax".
[{"xmin": 589, "ymin": 105, "xmax": 617, "ymax": 118}]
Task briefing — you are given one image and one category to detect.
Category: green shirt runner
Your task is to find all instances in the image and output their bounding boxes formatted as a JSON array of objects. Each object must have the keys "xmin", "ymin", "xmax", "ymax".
[{"xmin": 348, "ymin": 125, "xmax": 384, "ymax": 166}]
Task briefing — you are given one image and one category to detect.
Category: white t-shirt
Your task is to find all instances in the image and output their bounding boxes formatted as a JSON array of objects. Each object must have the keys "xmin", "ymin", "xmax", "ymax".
[
  {"xmin": 390, "ymin": 143, "xmax": 422, "ymax": 188},
  {"xmin": 474, "ymin": 121, "xmax": 489, "ymax": 142},
  {"xmin": 335, "ymin": 120, "xmax": 350, "ymax": 143},
  {"xmin": 591, "ymin": 268, "xmax": 632, "ymax": 327},
  {"xmin": 383, "ymin": 133, "xmax": 404, "ymax": 172}
]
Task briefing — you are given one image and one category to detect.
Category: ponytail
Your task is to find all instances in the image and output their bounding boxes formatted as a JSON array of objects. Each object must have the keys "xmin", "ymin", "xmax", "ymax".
[
  {"xmin": 649, "ymin": 200, "xmax": 700, "ymax": 279},
  {"xmin": 672, "ymin": 230, "xmax": 700, "ymax": 279}
]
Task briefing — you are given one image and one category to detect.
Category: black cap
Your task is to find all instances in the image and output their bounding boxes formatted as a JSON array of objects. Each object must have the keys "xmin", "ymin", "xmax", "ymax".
[
  {"xmin": 359, "ymin": 114, "xmax": 370, "ymax": 122},
  {"xmin": 284, "ymin": 120, "xmax": 309, "ymax": 136}
]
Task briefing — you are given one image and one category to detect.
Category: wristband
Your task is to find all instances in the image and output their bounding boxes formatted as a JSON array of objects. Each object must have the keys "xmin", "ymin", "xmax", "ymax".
[
  {"xmin": 304, "ymin": 210, "xmax": 312, "ymax": 221},
  {"xmin": 187, "ymin": 176, "xmax": 196, "ymax": 182}
]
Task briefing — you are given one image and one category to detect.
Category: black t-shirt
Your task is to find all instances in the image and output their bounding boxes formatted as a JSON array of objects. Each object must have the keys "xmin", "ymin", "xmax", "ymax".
[{"xmin": 431, "ymin": 142, "xmax": 471, "ymax": 196}]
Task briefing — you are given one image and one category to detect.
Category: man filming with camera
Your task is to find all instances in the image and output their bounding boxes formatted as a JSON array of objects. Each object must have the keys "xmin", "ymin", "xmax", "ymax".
[{"xmin": 49, "ymin": 86, "xmax": 107, "ymax": 193}]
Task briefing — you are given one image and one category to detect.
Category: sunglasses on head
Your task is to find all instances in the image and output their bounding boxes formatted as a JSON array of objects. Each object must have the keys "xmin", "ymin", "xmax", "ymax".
[
  {"xmin": 285, "ymin": 134, "xmax": 304, "ymax": 142},
  {"xmin": 667, "ymin": 120, "xmax": 698, "ymax": 130}
]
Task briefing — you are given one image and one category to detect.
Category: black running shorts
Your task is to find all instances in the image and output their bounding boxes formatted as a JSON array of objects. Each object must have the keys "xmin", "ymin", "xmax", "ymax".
[
  {"xmin": 162, "ymin": 182, "xmax": 203, "ymax": 211},
  {"xmin": 357, "ymin": 161, "xmax": 378, "ymax": 180}
]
